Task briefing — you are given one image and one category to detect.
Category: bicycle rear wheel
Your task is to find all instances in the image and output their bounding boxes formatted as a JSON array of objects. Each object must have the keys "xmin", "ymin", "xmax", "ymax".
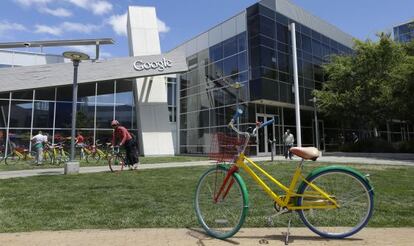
[
  {"xmin": 297, "ymin": 168, "xmax": 374, "ymax": 239},
  {"xmin": 108, "ymin": 154, "xmax": 125, "ymax": 172},
  {"xmin": 194, "ymin": 165, "xmax": 248, "ymax": 239},
  {"xmin": 5, "ymin": 153, "xmax": 20, "ymax": 165},
  {"xmin": 86, "ymin": 152, "xmax": 100, "ymax": 164}
]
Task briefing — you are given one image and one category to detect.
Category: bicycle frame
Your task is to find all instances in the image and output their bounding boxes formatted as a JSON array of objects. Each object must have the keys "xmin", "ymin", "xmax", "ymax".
[{"xmin": 215, "ymin": 120, "xmax": 338, "ymax": 211}]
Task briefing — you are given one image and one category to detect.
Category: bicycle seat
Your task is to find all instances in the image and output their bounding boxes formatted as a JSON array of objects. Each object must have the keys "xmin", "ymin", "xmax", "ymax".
[{"xmin": 289, "ymin": 147, "xmax": 320, "ymax": 161}]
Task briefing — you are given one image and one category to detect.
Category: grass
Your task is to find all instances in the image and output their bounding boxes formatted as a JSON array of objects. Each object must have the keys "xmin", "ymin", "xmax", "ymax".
[
  {"xmin": 0, "ymin": 161, "xmax": 413, "ymax": 232},
  {"xmin": 0, "ymin": 155, "xmax": 208, "ymax": 171}
]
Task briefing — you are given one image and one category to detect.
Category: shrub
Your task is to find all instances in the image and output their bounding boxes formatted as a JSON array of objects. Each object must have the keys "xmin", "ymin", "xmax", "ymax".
[{"xmin": 339, "ymin": 138, "xmax": 396, "ymax": 153}]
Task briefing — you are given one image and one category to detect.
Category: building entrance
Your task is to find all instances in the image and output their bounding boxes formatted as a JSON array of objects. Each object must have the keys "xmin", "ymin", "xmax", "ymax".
[{"xmin": 256, "ymin": 113, "xmax": 277, "ymax": 156}]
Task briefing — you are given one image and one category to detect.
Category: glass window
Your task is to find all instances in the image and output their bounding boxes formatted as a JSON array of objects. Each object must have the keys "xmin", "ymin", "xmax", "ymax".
[
  {"xmin": 96, "ymin": 103, "xmax": 113, "ymax": 128},
  {"xmin": 223, "ymin": 55, "xmax": 239, "ymax": 77},
  {"xmin": 247, "ymin": 16, "xmax": 260, "ymax": 38},
  {"xmin": 277, "ymin": 52, "xmax": 290, "ymax": 73},
  {"xmin": 209, "ymin": 43, "xmax": 223, "ymax": 63},
  {"xmin": 302, "ymin": 34, "xmax": 312, "ymax": 53},
  {"xmin": 237, "ymin": 32, "xmax": 247, "ymax": 52},
  {"xmin": 261, "ymin": 46, "xmax": 277, "ymax": 69},
  {"xmin": 312, "ymin": 40, "xmax": 322, "ymax": 57},
  {"xmin": 57, "ymin": 85, "xmax": 73, "ymax": 101},
  {"xmin": 0, "ymin": 100, "xmax": 9, "ymax": 128},
  {"xmin": 12, "ymin": 90, "xmax": 33, "ymax": 100},
  {"xmin": 0, "ymin": 92, "xmax": 9, "ymax": 99},
  {"xmin": 246, "ymin": 3, "xmax": 259, "ymax": 18},
  {"xmin": 55, "ymin": 102, "xmax": 72, "ymax": 128},
  {"xmin": 78, "ymin": 83, "xmax": 96, "ymax": 103},
  {"xmin": 96, "ymin": 81, "xmax": 114, "ymax": 103},
  {"xmin": 76, "ymin": 102, "xmax": 95, "ymax": 128},
  {"xmin": 33, "ymin": 101, "xmax": 54, "ymax": 128},
  {"xmin": 277, "ymin": 23, "xmax": 289, "ymax": 44},
  {"xmin": 276, "ymin": 13, "xmax": 288, "ymax": 25},
  {"xmin": 35, "ymin": 87, "xmax": 55, "ymax": 100},
  {"xmin": 259, "ymin": 4, "xmax": 275, "ymax": 19},
  {"xmin": 223, "ymin": 36, "xmax": 238, "ymax": 58},
  {"xmin": 9, "ymin": 101, "xmax": 32, "ymax": 128},
  {"xmin": 260, "ymin": 15, "xmax": 275, "ymax": 39},
  {"xmin": 238, "ymin": 52, "xmax": 247, "ymax": 72},
  {"xmin": 115, "ymin": 80, "xmax": 134, "ymax": 129}
]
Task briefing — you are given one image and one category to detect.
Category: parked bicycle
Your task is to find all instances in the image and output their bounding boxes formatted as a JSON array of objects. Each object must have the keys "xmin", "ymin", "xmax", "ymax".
[
  {"xmin": 194, "ymin": 109, "xmax": 374, "ymax": 242},
  {"xmin": 5, "ymin": 146, "xmax": 36, "ymax": 165}
]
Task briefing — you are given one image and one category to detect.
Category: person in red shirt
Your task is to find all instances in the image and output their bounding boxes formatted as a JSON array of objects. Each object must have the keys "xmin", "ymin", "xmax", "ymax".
[
  {"xmin": 111, "ymin": 120, "xmax": 139, "ymax": 169},
  {"xmin": 75, "ymin": 132, "xmax": 85, "ymax": 159}
]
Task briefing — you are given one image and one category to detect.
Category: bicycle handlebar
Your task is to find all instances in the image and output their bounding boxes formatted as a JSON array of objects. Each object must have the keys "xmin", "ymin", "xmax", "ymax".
[
  {"xmin": 228, "ymin": 109, "xmax": 275, "ymax": 155},
  {"xmin": 231, "ymin": 108, "xmax": 243, "ymax": 123}
]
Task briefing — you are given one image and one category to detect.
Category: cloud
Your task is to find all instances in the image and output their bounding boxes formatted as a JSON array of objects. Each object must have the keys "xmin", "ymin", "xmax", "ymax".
[
  {"xmin": 0, "ymin": 21, "xmax": 27, "ymax": 35},
  {"xmin": 14, "ymin": 0, "xmax": 53, "ymax": 7},
  {"xmin": 68, "ymin": 45, "xmax": 112, "ymax": 58},
  {"xmin": 157, "ymin": 19, "xmax": 170, "ymax": 33},
  {"xmin": 34, "ymin": 22, "xmax": 101, "ymax": 36},
  {"xmin": 14, "ymin": 0, "xmax": 112, "ymax": 16},
  {"xmin": 108, "ymin": 12, "xmax": 127, "ymax": 36},
  {"xmin": 108, "ymin": 12, "xmax": 171, "ymax": 36},
  {"xmin": 41, "ymin": 7, "xmax": 72, "ymax": 17},
  {"xmin": 34, "ymin": 24, "xmax": 62, "ymax": 36},
  {"xmin": 62, "ymin": 22, "xmax": 100, "ymax": 33},
  {"xmin": 67, "ymin": 0, "xmax": 113, "ymax": 15}
]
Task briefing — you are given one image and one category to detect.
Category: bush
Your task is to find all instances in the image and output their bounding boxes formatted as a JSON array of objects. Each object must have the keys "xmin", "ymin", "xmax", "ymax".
[
  {"xmin": 396, "ymin": 140, "xmax": 414, "ymax": 153},
  {"xmin": 339, "ymin": 138, "xmax": 396, "ymax": 153}
]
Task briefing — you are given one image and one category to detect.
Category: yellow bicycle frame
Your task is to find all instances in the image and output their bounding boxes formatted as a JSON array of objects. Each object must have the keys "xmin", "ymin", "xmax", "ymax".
[{"xmin": 234, "ymin": 153, "xmax": 338, "ymax": 210}]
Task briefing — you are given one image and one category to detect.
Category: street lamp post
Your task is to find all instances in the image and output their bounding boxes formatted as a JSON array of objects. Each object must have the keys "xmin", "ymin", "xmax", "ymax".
[{"xmin": 62, "ymin": 51, "xmax": 90, "ymax": 173}]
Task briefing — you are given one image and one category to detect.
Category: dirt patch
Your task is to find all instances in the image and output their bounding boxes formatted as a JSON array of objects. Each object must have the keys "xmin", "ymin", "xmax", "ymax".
[{"xmin": 0, "ymin": 228, "xmax": 413, "ymax": 246}]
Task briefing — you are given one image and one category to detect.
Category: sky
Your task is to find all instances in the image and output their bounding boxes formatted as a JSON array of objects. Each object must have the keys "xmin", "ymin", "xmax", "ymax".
[{"xmin": 0, "ymin": 0, "xmax": 413, "ymax": 59}]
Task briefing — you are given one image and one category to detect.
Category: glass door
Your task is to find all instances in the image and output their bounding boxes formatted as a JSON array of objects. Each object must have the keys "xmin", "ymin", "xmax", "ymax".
[{"xmin": 256, "ymin": 113, "xmax": 276, "ymax": 155}]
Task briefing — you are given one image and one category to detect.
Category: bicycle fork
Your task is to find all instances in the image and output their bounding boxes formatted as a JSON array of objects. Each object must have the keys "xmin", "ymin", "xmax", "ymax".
[{"xmin": 213, "ymin": 165, "xmax": 239, "ymax": 203}]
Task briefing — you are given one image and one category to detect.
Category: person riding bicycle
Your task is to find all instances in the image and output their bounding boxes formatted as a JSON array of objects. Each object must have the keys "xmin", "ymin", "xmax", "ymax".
[{"xmin": 111, "ymin": 120, "xmax": 139, "ymax": 170}]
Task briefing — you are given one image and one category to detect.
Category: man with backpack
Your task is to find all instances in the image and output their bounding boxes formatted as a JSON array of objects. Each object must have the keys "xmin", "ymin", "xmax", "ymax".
[{"xmin": 111, "ymin": 120, "xmax": 139, "ymax": 170}]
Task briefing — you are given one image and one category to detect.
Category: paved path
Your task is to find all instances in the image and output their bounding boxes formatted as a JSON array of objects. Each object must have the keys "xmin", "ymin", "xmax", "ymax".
[
  {"xmin": 0, "ymin": 228, "xmax": 413, "ymax": 246},
  {"xmin": 0, "ymin": 153, "xmax": 413, "ymax": 180}
]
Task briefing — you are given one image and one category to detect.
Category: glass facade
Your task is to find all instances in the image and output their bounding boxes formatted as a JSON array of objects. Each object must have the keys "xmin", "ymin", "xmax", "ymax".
[
  {"xmin": 179, "ymin": 32, "xmax": 249, "ymax": 154},
  {"xmin": 394, "ymin": 21, "xmax": 414, "ymax": 43},
  {"xmin": 0, "ymin": 79, "xmax": 137, "ymax": 155},
  {"xmin": 178, "ymin": 3, "xmax": 354, "ymax": 155}
]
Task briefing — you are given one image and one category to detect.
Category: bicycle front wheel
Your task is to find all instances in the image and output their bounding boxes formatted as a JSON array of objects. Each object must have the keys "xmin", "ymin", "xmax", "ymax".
[
  {"xmin": 194, "ymin": 165, "xmax": 248, "ymax": 239},
  {"xmin": 297, "ymin": 168, "xmax": 374, "ymax": 239},
  {"xmin": 108, "ymin": 154, "xmax": 125, "ymax": 172}
]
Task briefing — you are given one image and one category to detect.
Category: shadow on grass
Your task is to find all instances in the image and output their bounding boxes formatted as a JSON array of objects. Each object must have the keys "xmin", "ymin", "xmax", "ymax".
[{"xmin": 186, "ymin": 227, "xmax": 363, "ymax": 245}]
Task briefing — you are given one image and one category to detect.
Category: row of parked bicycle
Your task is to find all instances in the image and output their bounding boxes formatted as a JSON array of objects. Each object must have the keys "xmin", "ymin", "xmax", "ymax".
[{"xmin": 0, "ymin": 140, "xmax": 113, "ymax": 165}]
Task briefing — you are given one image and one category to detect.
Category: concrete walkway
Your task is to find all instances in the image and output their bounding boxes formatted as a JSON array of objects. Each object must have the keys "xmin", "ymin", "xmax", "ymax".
[
  {"xmin": 0, "ymin": 153, "xmax": 413, "ymax": 180},
  {"xmin": 0, "ymin": 228, "xmax": 413, "ymax": 246}
]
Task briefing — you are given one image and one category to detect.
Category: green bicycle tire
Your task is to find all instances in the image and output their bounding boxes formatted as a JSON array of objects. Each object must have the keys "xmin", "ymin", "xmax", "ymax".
[
  {"xmin": 194, "ymin": 165, "xmax": 249, "ymax": 239},
  {"xmin": 296, "ymin": 166, "xmax": 374, "ymax": 239}
]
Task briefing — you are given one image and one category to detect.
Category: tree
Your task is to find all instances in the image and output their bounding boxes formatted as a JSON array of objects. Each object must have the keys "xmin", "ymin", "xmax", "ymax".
[{"xmin": 314, "ymin": 33, "xmax": 413, "ymax": 131}]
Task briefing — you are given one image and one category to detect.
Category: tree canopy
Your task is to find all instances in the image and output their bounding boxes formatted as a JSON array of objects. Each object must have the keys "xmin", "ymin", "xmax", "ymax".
[{"xmin": 314, "ymin": 34, "xmax": 414, "ymax": 130}]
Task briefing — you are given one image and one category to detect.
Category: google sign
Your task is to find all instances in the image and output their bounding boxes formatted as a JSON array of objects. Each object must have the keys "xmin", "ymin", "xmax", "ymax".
[{"xmin": 133, "ymin": 58, "xmax": 172, "ymax": 72}]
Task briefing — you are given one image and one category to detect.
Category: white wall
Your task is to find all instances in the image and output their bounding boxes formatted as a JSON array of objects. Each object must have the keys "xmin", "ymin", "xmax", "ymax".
[{"xmin": 127, "ymin": 6, "xmax": 175, "ymax": 156}]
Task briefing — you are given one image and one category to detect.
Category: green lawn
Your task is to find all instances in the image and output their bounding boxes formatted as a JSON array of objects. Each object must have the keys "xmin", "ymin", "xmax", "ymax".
[
  {"xmin": 0, "ymin": 155, "xmax": 208, "ymax": 171},
  {"xmin": 0, "ymin": 161, "xmax": 413, "ymax": 232}
]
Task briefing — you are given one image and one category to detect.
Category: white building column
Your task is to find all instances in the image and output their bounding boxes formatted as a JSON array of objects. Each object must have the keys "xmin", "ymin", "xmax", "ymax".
[{"xmin": 127, "ymin": 6, "xmax": 175, "ymax": 155}]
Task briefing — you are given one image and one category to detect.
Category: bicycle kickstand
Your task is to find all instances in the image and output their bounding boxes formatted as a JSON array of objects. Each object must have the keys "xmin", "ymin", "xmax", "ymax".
[{"xmin": 284, "ymin": 218, "xmax": 291, "ymax": 245}]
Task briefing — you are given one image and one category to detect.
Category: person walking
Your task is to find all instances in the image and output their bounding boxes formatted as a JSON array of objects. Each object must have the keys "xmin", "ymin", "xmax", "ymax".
[
  {"xmin": 31, "ymin": 131, "xmax": 48, "ymax": 165},
  {"xmin": 111, "ymin": 120, "xmax": 139, "ymax": 170},
  {"xmin": 283, "ymin": 129, "xmax": 295, "ymax": 160}
]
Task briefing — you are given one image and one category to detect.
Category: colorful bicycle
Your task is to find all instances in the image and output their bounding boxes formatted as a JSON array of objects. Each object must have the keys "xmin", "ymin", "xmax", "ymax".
[{"xmin": 194, "ymin": 109, "xmax": 374, "ymax": 242}]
